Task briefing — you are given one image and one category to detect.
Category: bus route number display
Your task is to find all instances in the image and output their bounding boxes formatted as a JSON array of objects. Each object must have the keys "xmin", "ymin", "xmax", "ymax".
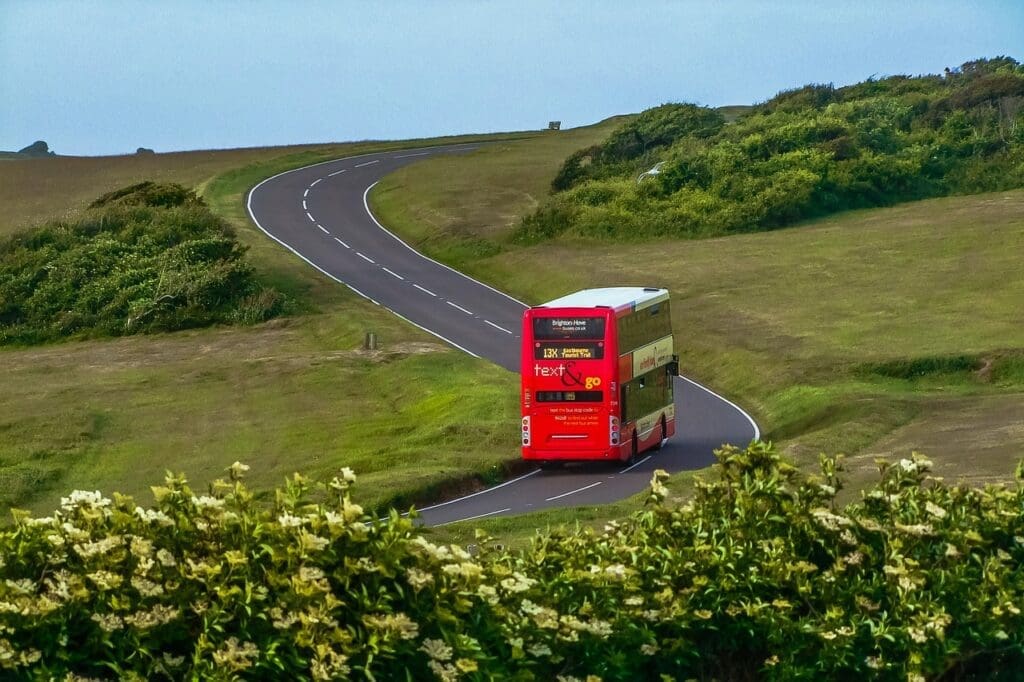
[
  {"xmin": 533, "ymin": 316, "xmax": 605, "ymax": 340},
  {"xmin": 534, "ymin": 342, "xmax": 604, "ymax": 360}
]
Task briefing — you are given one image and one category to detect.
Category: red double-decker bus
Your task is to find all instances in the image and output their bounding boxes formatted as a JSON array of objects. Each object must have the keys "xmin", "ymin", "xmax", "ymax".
[{"xmin": 521, "ymin": 287, "xmax": 677, "ymax": 466}]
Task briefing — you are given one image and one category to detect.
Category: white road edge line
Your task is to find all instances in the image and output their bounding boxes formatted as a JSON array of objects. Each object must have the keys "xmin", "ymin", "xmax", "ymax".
[
  {"xmin": 355, "ymin": 160, "xmax": 380, "ymax": 167},
  {"xmin": 676, "ymin": 374, "xmax": 761, "ymax": 441},
  {"xmin": 318, "ymin": 225, "xmax": 330, "ymax": 234},
  {"xmin": 485, "ymin": 320, "xmax": 513, "ymax": 334},
  {"xmin": 333, "ymin": 237, "xmax": 349, "ymax": 248},
  {"xmin": 327, "ymin": 169, "xmax": 347, "ymax": 177},
  {"xmin": 395, "ymin": 152, "xmax": 429, "ymax": 158},
  {"xmin": 437, "ymin": 508, "xmax": 511, "ymax": 527},
  {"xmin": 310, "ymin": 178, "xmax": 323, "ymax": 187},
  {"xmin": 416, "ymin": 469, "xmax": 541, "ymax": 512},
  {"xmin": 356, "ymin": 252, "xmax": 375, "ymax": 263},
  {"xmin": 413, "ymin": 284, "xmax": 436, "ymax": 297},
  {"xmin": 303, "ymin": 188, "xmax": 309, "ymax": 198},
  {"xmin": 381, "ymin": 267, "xmax": 404, "ymax": 280},
  {"xmin": 619, "ymin": 455, "xmax": 652, "ymax": 474},
  {"xmin": 305, "ymin": 211, "xmax": 315, "ymax": 222},
  {"xmin": 545, "ymin": 481, "xmax": 602, "ymax": 502},
  {"xmin": 362, "ymin": 182, "xmax": 527, "ymax": 307},
  {"xmin": 446, "ymin": 301, "xmax": 473, "ymax": 315}
]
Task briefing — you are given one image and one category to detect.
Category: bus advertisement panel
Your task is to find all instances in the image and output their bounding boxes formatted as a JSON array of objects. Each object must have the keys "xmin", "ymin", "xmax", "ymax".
[{"xmin": 521, "ymin": 288, "xmax": 677, "ymax": 466}]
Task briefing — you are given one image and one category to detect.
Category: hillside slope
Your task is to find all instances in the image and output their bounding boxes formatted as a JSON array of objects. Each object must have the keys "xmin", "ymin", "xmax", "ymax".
[{"xmin": 520, "ymin": 57, "xmax": 1024, "ymax": 243}]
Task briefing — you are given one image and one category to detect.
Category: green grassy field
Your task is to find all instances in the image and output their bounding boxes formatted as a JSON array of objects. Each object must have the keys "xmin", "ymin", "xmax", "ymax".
[
  {"xmin": 0, "ymin": 133, "xmax": 539, "ymax": 515},
  {"xmin": 372, "ymin": 136, "xmax": 1024, "ymax": 542}
]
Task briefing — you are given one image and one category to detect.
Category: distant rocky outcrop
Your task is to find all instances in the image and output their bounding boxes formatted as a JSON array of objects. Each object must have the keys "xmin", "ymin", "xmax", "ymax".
[
  {"xmin": 17, "ymin": 141, "xmax": 56, "ymax": 157},
  {"xmin": 136, "ymin": 147, "xmax": 155, "ymax": 155}
]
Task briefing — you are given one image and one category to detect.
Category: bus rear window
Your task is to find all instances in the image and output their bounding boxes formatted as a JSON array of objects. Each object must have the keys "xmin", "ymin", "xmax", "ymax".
[
  {"xmin": 534, "ymin": 341, "xmax": 604, "ymax": 360},
  {"xmin": 533, "ymin": 316, "xmax": 605, "ymax": 340},
  {"xmin": 536, "ymin": 391, "xmax": 603, "ymax": 403}
]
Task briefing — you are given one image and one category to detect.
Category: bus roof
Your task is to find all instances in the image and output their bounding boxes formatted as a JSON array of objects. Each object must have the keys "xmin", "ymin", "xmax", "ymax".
[{"xmin": 536, "ymin": 287, "xmax": 668, "ymax": 312}]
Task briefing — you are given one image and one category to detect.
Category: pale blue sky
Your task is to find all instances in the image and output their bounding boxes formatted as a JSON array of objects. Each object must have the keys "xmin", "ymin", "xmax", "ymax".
[{"xmin": 2, "ymin": 1, "xmax": 1022, "ymax": 156}]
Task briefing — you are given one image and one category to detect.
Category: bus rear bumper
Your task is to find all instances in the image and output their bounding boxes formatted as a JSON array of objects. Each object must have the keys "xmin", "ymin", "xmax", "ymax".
[{"xmin": 522, "ymin": 448, "xmax": 622, "ymax": 463}]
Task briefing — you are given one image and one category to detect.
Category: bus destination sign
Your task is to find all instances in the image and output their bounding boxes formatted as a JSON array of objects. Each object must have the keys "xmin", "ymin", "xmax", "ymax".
[
  {"xmin": 533, "ymin": 316, "xmax": 605, "ymax": 340},
  {"xmin": 535, "ymin": 341, "xmax": 604, "ymax": 360}
]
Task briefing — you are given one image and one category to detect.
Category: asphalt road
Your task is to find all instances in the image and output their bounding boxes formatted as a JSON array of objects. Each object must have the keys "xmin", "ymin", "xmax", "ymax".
[{"xmin": 247, "ymin": 145, "xmax": 759, "ymax": 526}]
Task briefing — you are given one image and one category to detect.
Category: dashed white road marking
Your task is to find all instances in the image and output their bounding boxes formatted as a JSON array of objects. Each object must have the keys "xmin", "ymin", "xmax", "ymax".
[
  {"xmin": 485, "ymin": 320, "xmax": 513, "ymax": 334},
  {"xmin": 302, "ymin": 199, "xmax": 308, "ymax": 210},
  {"xmin": 413, "ymin": 284, "xmax": 437, "ymax": 297},
  {"xmin": 356, "ymin": 252, "xmax": 375, "ymax": 263},
  {"xmin": 446, "ymin": 301, "xmax": 473, "ymax": 315},
  {"xmin": 354, "ymin": 160, "xmax": 380, "ymax": 167},
  {"xmin": 310, "ymin": 178, "xmax": 323, "ymax": 187},
  {"xmin": 362, "ymin": 181, "xmax": 528, "ymax": 308},
  {"xmin": 437, "ymin": 508, "xmax": 511, "ymax": 527},
  {"xmin": 318, "ymin": 224, "xmax": 330, "ymax": 234},
  {"xmin": 545, "ymin": 481, "xmax": 602, "ymax": 502},
  {"xmin": 245, "ymin": 147, "xmax": 482, "ymax": 362},
  {"xmin": 305, "ymin": 211, "xmax": 315, "ymax": 222},
  {"xmin": 327, "ymin": 169, "xmax": 347, "ymax": 177},
  {"xmin": 334, "ymin": 237, "xmax": 349, "ymax": 248},
  {"xmin": 395, "ymin": 152, "xmax": 429, "ymax": 159},
  {"xmin": 303, "ymin": 188, "xmax": 309, "ymax": 198},
  {"xmin": 381, "ymin": 267, "xmax": 404, "ymax": 280}
]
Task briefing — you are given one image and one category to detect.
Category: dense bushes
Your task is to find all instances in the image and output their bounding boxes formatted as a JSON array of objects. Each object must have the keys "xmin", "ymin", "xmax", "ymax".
[
  {"xmin": 519, "ymin": 57, "xmax": 1024, "ymax": 243},
  {"xmin": 2, "ymin": 443, "xmax": 1022, "ymax": 680},
  {"xmin": 550, "ymin": 104, "xmax": 725, "ymax": 192},
  {"xmin": 0, "ymin": 182, "xmax": 284, "ymax": 344}
]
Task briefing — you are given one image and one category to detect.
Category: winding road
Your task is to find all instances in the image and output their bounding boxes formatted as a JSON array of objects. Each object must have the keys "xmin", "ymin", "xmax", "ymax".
[{"xmin": 247, "ymin": 144, "xmax": 758, "ymax": 526}]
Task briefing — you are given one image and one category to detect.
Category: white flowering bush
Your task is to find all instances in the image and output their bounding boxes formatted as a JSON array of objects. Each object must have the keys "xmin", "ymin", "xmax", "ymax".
[{"xmin": 1, "ymin": 444, "xmax": 1022, "ymax": 680}]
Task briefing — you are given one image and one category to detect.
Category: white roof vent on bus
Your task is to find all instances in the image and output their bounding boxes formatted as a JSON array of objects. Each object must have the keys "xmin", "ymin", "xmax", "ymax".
[{"xmin": 538, "ymin": 287, "xmax": 669, "ymax": 310}]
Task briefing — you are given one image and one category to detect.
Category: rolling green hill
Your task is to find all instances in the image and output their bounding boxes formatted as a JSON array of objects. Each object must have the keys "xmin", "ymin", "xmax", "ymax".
[{"xmin": 518, "ymin": 57, "xmax": 1024, "ymax": 244}]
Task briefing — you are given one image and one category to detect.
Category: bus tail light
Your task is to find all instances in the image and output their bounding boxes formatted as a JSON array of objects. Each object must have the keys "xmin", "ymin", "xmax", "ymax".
[
  {"xmin": 609, "ymin": 416, "xmax": 620, "ymax": 446},
  {"xmin": 522, "ymin": 416, "xmax": 531, "ymax": 446}
]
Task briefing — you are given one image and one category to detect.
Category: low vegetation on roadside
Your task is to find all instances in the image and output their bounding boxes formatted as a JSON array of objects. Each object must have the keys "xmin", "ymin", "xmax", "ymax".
[
  {"xmin": 0, "ymin": 182, "xmax": 284, "ymax": 345},
  {"xmin": 2, "ymin": 443, "xmax": 1022, "ymax": 680},
  {"xmin": 517, "ymin": 57, "xmax": 1024, "ymax": 242}
]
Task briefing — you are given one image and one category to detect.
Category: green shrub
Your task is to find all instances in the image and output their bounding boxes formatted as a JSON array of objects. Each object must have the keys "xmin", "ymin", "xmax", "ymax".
[
  {"xmin": 531, "ymin": 56, "xmax": 1024, "ymax": 242},
  {"xmin": 550, "ymin": 104, "xmax": 725, "ymax": 192},
  {"xmin": 0, "ymin": 183, "xmax": 285, "ymax": 345},
  {"xmin": 861, "ymin": 354, "xmax": 982, "ymax": 380},
  {"xmin": 89, "ymin": 181, "xmax": 200, "ymax": 210},
  {"xmin": 2, "ymin": 443, "xmax": 1022, "ymax": 680}
]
